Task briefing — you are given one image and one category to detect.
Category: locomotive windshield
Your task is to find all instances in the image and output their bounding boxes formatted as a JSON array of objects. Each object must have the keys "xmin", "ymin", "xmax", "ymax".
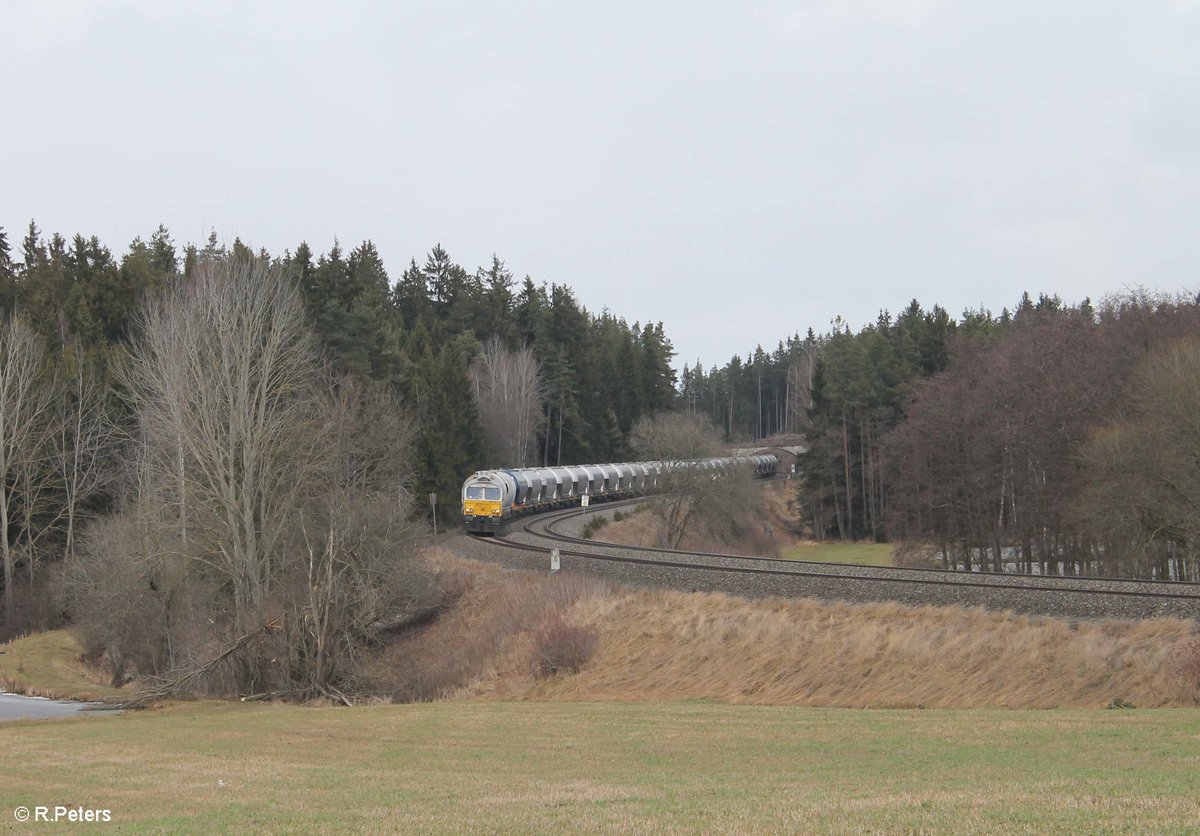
[{"xmin": 466, "ymin": 486, "xmax": 501, "ymax": 501}]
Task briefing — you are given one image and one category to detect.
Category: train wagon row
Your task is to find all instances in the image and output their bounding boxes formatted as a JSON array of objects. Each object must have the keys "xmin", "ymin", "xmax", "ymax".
[{"xmin": 461, "ymin": 454, "xmax": 778, "ymax": 534}]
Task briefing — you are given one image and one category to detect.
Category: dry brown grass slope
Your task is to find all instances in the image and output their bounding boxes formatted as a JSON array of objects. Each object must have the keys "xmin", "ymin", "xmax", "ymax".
[
  {"xmin": 7, "ymin": 546, "xmax": 1190, "ymax": 719},
  {"xmin": 14, "ymin": 550, "xmax": 1193, "ymax": 711},
  {"xmin": 367, "ymin": 552, "xmax": 615, "ymax": 701},
  {"xmin": 431, "ymin": 559, "xmax": 1199, "ymax": 708}
]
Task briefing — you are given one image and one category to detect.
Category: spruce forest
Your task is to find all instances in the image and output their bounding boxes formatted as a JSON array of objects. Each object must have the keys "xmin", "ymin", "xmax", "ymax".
[
  {"xmin": 1, "ymin": 219, "xmax": 1199, "ymax": 650},
  {"xmin": 0, "ymin": 223, "xmax": 677, "ymax": 515}
]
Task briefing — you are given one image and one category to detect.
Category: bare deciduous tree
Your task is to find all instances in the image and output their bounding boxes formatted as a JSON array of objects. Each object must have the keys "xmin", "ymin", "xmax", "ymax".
[
  {"xmin": 1078, "ymin": 336, "xmax": 1200, "ymax": 580},
  {"xmin": 630, "ymin": 412, "xmax": 740, "ymax": 550},
  {"xmin": 120, "ymin": 256, "xmax": 322, "ymax": 688},
  {"xmin": 70, "ymin": 255, "xmax": 429, "ymax": 698},
  {"xmin": 0, "ymin": 314, "xmax": 56, "ymax": 625},
  {"xmin": 886, "ymin": 293, "xmax": 1200, "ymax": 578},
  {"xmin": 56, "ymin": 352, "xmax": 116, "ymax": 564},
  {"xmin": 281, "ymin": 375, "xmax": 425, "ymax": 700},
  {"xmin": 469, "ymin": 336, "xmax": 544, "ymax": 466}
]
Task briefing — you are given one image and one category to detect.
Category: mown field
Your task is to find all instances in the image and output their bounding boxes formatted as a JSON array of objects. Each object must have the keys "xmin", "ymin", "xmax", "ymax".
[{"xmin": 2, "ymin": 700, "xmax": 1199, "ymax": 832}]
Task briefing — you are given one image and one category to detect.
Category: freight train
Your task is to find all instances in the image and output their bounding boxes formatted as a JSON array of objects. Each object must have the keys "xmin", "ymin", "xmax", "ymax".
[{"xmin": 461, "ymin": 454, "xmax": 779, "ymax": 534}]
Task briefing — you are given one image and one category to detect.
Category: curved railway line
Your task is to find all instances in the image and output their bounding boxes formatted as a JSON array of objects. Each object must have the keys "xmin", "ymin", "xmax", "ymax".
[{"xmin": 469, "ymin": 498, "xmax": 1200, "ymax": 621}]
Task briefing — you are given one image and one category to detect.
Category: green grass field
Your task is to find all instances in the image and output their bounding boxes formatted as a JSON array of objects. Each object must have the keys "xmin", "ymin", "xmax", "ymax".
[
  {"xmin": 783, "ymin": 541, "xmax": 895, "ymax": 566},
  {"xmin": 3, "ymin": 700, "xmax": 1199, "ymax": 832}
]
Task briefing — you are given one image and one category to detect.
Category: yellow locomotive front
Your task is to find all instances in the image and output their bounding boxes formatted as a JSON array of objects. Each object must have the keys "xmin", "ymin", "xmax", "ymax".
[
  {"xmin": 463, "ymin": 484, "xmax": 502, "ymax": 517},
  {"xmin": 462, "ymin": 471, "xmax": 513, "ymax": 533}
]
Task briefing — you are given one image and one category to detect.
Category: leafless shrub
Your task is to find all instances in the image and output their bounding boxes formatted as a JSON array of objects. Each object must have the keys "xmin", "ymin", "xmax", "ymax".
[
  {"xmin": 377, "ymin": 568, "xmax": 611, "ymax": 701},
  {"xmin": 65, "ymin": 512, "xmax": 193, "ymax": 685},
  {"xmin": 892, "ymin": 542, "xmax": 941, "ymax": 569},
  {"xmin": 263, "ymin": 375, "xmax": 426, "ymax": 700},
  {"xmin": 698, "ymin": 479, "xmax": 779, "ymax": 556},
  {"xmin": 530, "ymin": 616, "xmax": 599, "ymax": 678}
]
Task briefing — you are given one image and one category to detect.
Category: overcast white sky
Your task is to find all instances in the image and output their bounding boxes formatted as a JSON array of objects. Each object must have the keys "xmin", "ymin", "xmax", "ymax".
[{"xmin": 3, "ymin": 1, "xmax": 1198, "ymax": 371}]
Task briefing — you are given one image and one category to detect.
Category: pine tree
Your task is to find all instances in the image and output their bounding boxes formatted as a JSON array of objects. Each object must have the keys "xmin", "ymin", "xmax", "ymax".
[
  {"xmin": 287, "ymin": 241, "xmax": 317, "ymax": 311},
  {"xmin": 478, "ymin": 255, "xmax": 516, "ymax": 345},
  {"xmin": 0, "ymin": 228, "xmax": 15, "ymax": 312},
  {"xmin": 641, "ymin": 321, "xmax": 677, "ymax": 412},
  {"xmin": 20, "ymin": 220, "xmax": 43, "ymax": 274},
  {"xmin": 514, "ymin": 277, "xmax": 548, "ymax": 346},
  {"xmin": 64, "ymin": 234, "xmax": 129, "ymax": 347},
  {"xmin": 407, "ymin": 330, "xmax": 483, "ymax": 521},
  {"xmin": 393, "ymin": 258, "xmax": 431, "ymax": 330},
  {"xmin": 149, "ymin": 225, "xmax": 178, "ymax": 276},
  {"xmin": 422, "ymin": 244, "xmax": 467, "ymax": 316}
]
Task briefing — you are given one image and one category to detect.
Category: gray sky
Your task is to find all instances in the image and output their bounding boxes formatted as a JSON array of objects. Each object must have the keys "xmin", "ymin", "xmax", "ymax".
[{"xmin": 3, "ymin": 1, "xmax": 1198, "ymax": 372}]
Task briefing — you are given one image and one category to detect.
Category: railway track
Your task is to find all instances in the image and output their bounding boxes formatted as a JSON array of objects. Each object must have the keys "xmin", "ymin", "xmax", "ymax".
[{"xmin": 474, "ymin": 500, "xmax": 1200, "ymax": 621}]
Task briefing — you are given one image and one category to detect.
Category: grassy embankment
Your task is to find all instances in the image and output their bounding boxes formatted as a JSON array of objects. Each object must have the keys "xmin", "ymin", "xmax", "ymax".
[
  {"xmin": 7, "ymin": 559, "xmax": 1196, "ymax": 710},
  {"xmin": 2, "ymin": 700, "xmax": 1199, "ymax": 831},
  {"xmin": 400, "ymin": 553, "xmax": 1198, "ymax": 709},
  {"xmin": 0, "ymin": 629, "xmax": 126, "ymax": 701}
]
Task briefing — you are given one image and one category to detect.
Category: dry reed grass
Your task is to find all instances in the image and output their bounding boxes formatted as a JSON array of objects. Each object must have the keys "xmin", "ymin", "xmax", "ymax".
[
  {"xmin": 459, "ymin": 576, "xmax": 1199, "ymax": 708},
  {"xmin": 368, "ymin": 550, "xmax": 613, "ymax": 701}
]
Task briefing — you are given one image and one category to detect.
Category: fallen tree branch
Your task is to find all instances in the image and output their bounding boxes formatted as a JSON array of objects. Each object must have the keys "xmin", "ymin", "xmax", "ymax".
[{"xmin": 116, "ymin": 629, "xmax": 266, "ymax": 709}]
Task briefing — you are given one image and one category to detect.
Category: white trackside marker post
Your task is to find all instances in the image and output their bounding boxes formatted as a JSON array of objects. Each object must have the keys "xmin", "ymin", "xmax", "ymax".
[
  {"xmin": 550, "ymin": 548, "xmax": 560, "ymax": 573},
  {"xmin": 581, "ymin": 494, "xmax": 589, "ymax": 508}
]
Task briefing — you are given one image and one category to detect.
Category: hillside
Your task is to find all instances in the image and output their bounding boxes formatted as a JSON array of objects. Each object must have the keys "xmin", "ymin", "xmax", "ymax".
[
  {"xmin": 10, "ymin": 544, "xmax": 1195, "ymax": 709},
  {"xmin": 373, "ymin": 550, "xmax": 1200, "ymax": 709}
]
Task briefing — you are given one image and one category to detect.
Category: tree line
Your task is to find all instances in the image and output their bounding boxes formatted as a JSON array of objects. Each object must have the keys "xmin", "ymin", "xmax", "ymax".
[
  {"xmin": 886, "ymin": 292, "xmax": 1200, "ymax": 580},
  {"xmin": 0, "ymin": 223, "xmax": 678, "ymax": 525},
  {"xmin": 690, "ymin": 289, "xmax": 1200, "ymax": 580}
]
